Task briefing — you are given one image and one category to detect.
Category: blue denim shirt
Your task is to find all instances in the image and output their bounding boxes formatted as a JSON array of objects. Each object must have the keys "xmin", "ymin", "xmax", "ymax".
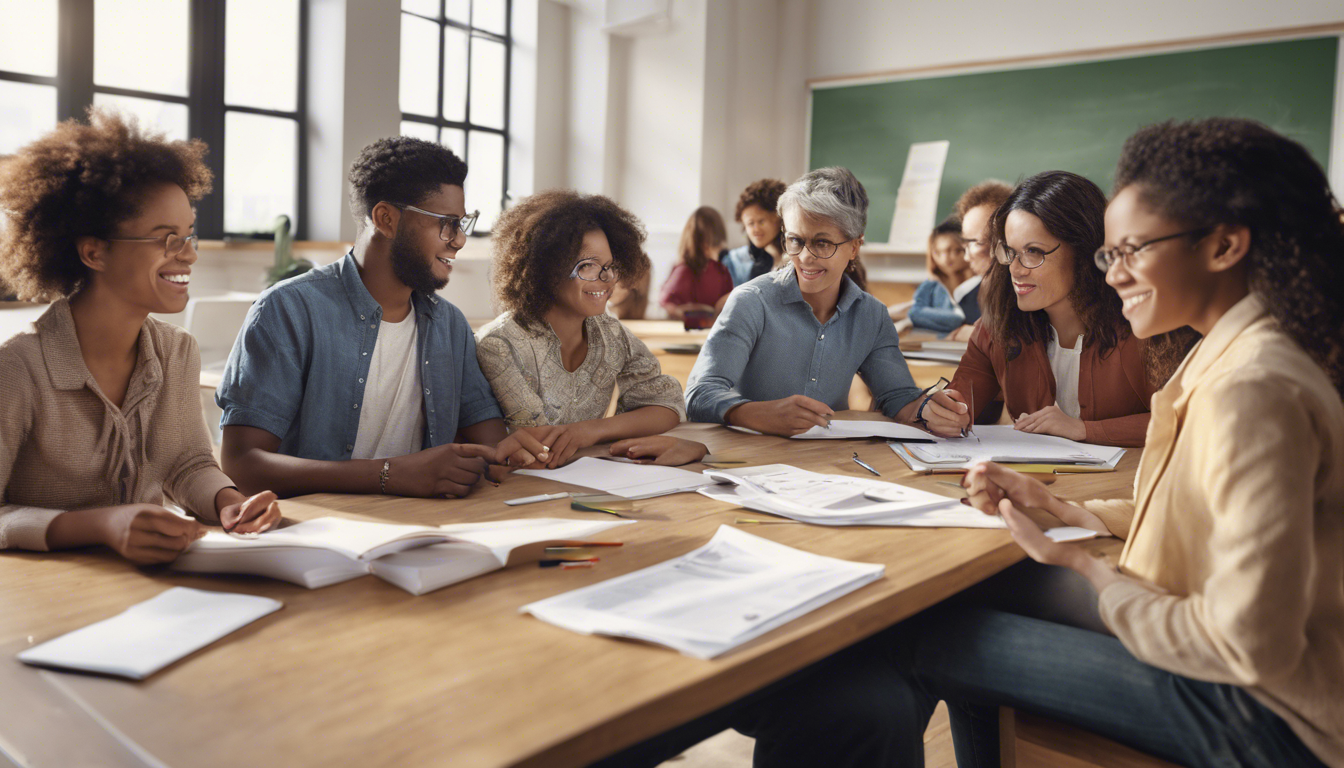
[
  {"xmin": 216, "ymin": 252, "xmax": 502, "ymax": 460},
  {"xmin": 685, "ymin": 269, "xmax": 923, "ymax": 422}
]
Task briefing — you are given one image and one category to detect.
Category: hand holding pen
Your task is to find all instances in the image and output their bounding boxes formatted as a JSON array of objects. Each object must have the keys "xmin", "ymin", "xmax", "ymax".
[{"xmin": 907, "ymin": 377, "xmax": 972, "ymax": 438}]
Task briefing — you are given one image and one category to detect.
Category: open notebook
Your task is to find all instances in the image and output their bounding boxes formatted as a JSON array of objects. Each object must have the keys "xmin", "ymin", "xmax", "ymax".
[
  {"xmin": 172, "ymin": 517, "xmax": 633, "ymax": 594},
  {"xmin": 891, "ymin": 425, "xmax": 1126, "ymax": 472}
]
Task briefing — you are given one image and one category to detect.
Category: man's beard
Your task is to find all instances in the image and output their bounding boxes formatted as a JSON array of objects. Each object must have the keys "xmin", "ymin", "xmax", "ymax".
[{"xmin": 390, "ymin": 226, "xmax": 450, "ymax": 294}]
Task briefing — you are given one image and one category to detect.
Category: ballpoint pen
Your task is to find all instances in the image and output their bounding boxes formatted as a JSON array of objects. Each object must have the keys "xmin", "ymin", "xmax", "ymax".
[{"xmin": 851, "ymin": 452, "xmax": 881, "ymax": 476}]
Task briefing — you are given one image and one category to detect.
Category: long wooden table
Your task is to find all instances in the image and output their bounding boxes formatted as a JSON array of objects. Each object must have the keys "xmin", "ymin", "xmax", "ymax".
[{"xmin": 0, "ymin": 416, "xmax": 1133, "ymax": 768}]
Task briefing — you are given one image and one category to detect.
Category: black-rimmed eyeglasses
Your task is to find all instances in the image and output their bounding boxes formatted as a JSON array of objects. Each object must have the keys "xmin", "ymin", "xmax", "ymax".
[
  {"xmin": 395, "ymin": 204, "xmax": 480, "ymax": 242},
  {"xmin": 783, "ymin": 234, "xmax": 854, "ymax": 259}
]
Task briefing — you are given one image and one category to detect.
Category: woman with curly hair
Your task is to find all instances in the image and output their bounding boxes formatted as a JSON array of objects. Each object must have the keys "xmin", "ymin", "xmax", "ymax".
[
  {"xmin": 946, "ymin": 170, "xmax": 1187, "ymax": 446},
  {"xmin": 721, "ymin": 178, "xmax": 786, "ymax": 286},
  {"xmin": 477, "ymin": 190, "xmax": 706, "ymax": 468},
  {"xmin": 0, "ymin": 110, "xmax": 279, "ymax": 562}
]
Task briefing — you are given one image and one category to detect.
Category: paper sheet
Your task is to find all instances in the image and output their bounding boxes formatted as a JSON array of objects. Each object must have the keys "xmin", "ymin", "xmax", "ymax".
[
  {"xmin": 900, "ymin": 426, "xmax": 1125, "ymax": 466},
  {"xmin": 515, "ymin": 457, "xmax": 714, "ymax": 498}
]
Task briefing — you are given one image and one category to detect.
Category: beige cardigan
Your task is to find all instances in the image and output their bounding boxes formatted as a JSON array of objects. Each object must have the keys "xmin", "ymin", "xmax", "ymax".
[
  {"xmin": 0, "ymin": 300, "xmax": 234, "ymax": 551},
  {"xmin": 1085, "ymin": 295, "xmax": 1344, "ymax": 766}
]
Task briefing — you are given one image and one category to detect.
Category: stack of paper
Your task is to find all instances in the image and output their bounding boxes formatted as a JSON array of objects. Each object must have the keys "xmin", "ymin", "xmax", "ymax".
[
  {"xmin": 515, "ymin": 457, "xmax": 715, "ymax": 498},
  {"xmin": 901, "ymin": 340, "xmax": 968, "ymax": 364},
  {"xmin": 699, "ymin": 464, "xmax": 1001, "ymax": 528},
  {"xmin": 522, "ymin": 525, "xmax": 883, "ymax": 658},
  {"xmin": 729, "ymin": 420, "xmax": 935, "ymax": 442},
  {"xmin": 18, "ymin": 587, "xmax": 282, "ymax": 679},
  {"xmin": 890, "ymin": 426, "xmax": 1125, "ymax": 472}
]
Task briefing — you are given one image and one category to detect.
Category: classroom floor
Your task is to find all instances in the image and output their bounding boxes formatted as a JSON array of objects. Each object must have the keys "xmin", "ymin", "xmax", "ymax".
[{"xmin": 662, "ymin": 703, "xmax": 953, "ymax": 768}]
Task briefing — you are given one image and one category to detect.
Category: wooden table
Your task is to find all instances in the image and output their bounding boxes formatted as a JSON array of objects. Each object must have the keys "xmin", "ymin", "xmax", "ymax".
[{"xmin": 0, "ymin": 416, "xmax": 1133, "ymax": 768}]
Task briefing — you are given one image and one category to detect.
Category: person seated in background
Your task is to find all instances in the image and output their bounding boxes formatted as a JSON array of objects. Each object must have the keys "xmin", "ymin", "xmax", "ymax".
[
  {"xmin": 721, "ymin": 179, "xmax": 786, "ymax": 286},
  {"xmin": 889, "ymin": 215, "xmax": 977, "ymax": 336},
  {"xmin": 947, "ymin": 170, "xmax": 1193, "ymax": 446},
  {"xmin": 659, "ymin": 206, "xmax": 735, "ymax": 326},
  {"xmin": 477, "ymin": 190, "xmax": 706, "ymax": 469},
  {"xmin": 685, "ymin": 167, "xmax": 968, "ymax": 437},
  {"xmin": 607, "ymin": 270, "xmax": 650, "ymax": 320},
  {"xmin": 216, "ymin": 137, "xmax": 508, "ymax": 500},
  {"xmin": 0, "ymin": 110, "xmax": 280, "ymax": 562},
  {"xmin": 939, "ymin": 179, "xmax": 1015, "ymax": 341}
]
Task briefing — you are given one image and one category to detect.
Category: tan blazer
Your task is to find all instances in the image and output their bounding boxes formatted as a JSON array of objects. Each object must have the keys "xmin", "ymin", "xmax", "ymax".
[
  {"xmin": 1086, "ymin": 294, "xmax": 1344, "ymax": 766},
  {"xmin": 950, "ymin": 321, "xmax": 1157, "ymax": 447}
]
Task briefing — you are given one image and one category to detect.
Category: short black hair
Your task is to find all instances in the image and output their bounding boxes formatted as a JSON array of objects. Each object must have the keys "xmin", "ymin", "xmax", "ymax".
[{"xmin": 347, "ymin": 136, "xmax": 468, "ymax": 225}]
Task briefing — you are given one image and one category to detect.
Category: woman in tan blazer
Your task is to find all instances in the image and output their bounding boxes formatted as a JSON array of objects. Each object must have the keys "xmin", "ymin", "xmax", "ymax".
[{"xmin": 944, "ymin": 171, "xmax": 1194, "ymax": 447}]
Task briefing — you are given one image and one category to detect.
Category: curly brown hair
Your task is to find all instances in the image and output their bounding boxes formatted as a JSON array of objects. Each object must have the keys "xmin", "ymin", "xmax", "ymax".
[
  {"xmin": 734, "ymin": 178, "xmax": 787, "ymax": 223},
  {"xmin": 0, "ymin": 109, "xmax": 212, "ymax": 301},
  {"xmin": 954, "ymin": 180, "xmax": 1013, "ymax": 219},
  {"xmin": 490, "ymin": 190, "xmax": 649, "ymax": 330},
  {"xmin": 1115, "ymin": 118, "xmax": 1344, "ymax": 395}
]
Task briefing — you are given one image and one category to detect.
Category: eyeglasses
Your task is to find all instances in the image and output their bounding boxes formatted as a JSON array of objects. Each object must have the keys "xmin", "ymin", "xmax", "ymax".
[
  {"xmin": 104, "ymin": 232, "xmax": 199, "ymax": 259},
  {"xmin": 570, "ymin": 260, "xmax": 620, "ymax": 282},
  {"xmin": 783, "ymin": 234, "xmax": 854, "ymax": 260},
  {"xmin": 395, "ymin": 204, "xmax": 480, "ymax": 242},
  {"xmin": 994, "ymin": 241, "xmax": 1060, "ymax": 269},
  {"xmin": 1094, "ymin": 228, "xmax": 1209, "ymax": 272}
]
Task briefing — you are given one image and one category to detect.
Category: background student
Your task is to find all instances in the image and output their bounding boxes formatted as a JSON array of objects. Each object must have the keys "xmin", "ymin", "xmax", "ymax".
[
  {"xmin": 944, "ymin": 179, "xmax": 1014, "ymax": 340},
  {"xmin": 477, "ymin": 190, "xmax": 705, "ymax": 469},
  {"xmin": 217, "ymin": 137, "xmax": 507, "ymax": 499},
  {"xmin": 947, "ymin": 170, "xmax": 1188, "ymax": 446},
  {"xmin": 659, "ymin": 206, "xmax": 735, "ymax": 323},
  {"xmin": 890, "ymin": 215, "xmax": 978, "ymax": 336},
  {"xmin": 721, "ymin": 179, "xmax": 786, "ymax": 286},
  {"xmin": 0, "ymin": 111, "xmax": 279, "ymax": 562},
  {"xmin": 685, "ymin": 167, "xmax": 968, "ymax": 437}
]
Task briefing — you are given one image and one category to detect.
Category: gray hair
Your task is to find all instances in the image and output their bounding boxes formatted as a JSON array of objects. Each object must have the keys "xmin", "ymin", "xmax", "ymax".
[{"xmin": 776, "ymin": 167, "xmax": 869, "ymax": 241}]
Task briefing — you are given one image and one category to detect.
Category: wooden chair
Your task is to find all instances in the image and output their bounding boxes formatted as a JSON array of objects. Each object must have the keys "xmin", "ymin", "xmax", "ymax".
[{"xmin": 1000, "ymin": 708, "xmax": 1182, "ymax": 768}]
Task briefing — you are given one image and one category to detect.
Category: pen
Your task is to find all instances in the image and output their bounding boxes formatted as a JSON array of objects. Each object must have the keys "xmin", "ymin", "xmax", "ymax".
[
  {"xmin": 546, "ymin": 541, "xmax": 624, "ymax": 550},
  {"xmin": 539, "ymin": 559, "xmax": 596, "ymax": 569},
  {"xmin": 504, "ymin": 492, "xmax": 572, "ymax": 506},
  {"xmin": 570, "ymin": 500, "xmax": 634, "ymax": 519},
  {"xmin": 851, "ymin": 452, "xmax": 881, "ymax": 476}
]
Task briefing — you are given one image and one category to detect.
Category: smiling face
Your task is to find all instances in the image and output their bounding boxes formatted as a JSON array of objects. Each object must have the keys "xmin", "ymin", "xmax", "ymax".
[
  {"xmin": 96, "ymin": 182, "xmax": 198, "ymax": 315},
  {"xmin": 783, "ymin": 206, "xmax": 858, "ymax": 299},
  {"xmin": 553, "ymin": 229, "xmax": 617, "ymax": 320},
  {"xmin": 930, "ymin": 233, "xmax": 967, "ymax": 278},
  {"xmin": 740, "ymin": 204, "xmax": 781, "ymax": 250},
  {"xmin": 1003, "ymin": 209, "xmax": 1075, "ymax": 314},
  {"xmin": 1103, "ymin": 185, "xmax": 1213, "ymax": 339},
  {"xmin": 960, "ymin": 203, "xmax": 996, "ymax": 275},
  {"xmin": 389, "ymin": 184, "xmax": 467, "ymax": 293}
]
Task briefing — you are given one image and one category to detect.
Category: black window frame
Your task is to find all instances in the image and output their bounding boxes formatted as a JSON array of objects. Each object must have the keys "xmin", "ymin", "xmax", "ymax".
[
  {"xmin": 0, "ymin": 0, "xmax": 309, "ymax": 240},
  {"xmin": 399, "ymin": 0, "xmax": 512, "ymax": 235}
]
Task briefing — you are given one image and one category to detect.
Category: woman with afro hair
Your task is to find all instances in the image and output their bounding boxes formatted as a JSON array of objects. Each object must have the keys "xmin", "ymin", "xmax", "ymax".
[
  {"xmin": 477, "ymin": 190, "xmax": 707, "ymax": 468},
  {"xmin": 0, "ymin": 110, "xmax": 279, "ymax": 563}
]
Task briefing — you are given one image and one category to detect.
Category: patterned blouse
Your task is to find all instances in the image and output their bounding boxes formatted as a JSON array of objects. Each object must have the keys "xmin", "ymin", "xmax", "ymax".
[{"xmin": 475, "ymin": 312, "xmax": 686, "ymax": 428}]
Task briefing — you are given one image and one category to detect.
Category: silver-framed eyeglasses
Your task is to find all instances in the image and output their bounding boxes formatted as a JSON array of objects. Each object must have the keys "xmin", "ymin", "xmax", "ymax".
[
  {"xmin": 396, "ymin": 204, "xmax": 480, "ymax": 242},
  {"xmin": 994, "ymin": 241, "xmax": 1060, "ymax": 269},
  {"xmin": 569, "ymin": 259, "xmax": 620, "ymax": 282},
  {"xmin": 783, "ymin": 234, "xmax": 854, "ymax": 259},
  {"xmin": 104, "ymin": 232, "xmax": 199, "ymax": 258},
  {"xmin": 1094, "ymin": 228, "xmax": 1209, "ymax": 272}
]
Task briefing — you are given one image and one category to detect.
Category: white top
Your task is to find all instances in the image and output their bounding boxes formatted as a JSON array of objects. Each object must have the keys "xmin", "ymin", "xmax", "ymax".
[
  {"xmin": 1046, "ymin": 327, "xmax": 1084, "ymax": 419},
  {"xmin": 352, "ymin": 312, "xmax": 426, "ymax": 460},
  {"xmin": 952, "ymin": 273, "xmax": 981, "ymax": 304}
]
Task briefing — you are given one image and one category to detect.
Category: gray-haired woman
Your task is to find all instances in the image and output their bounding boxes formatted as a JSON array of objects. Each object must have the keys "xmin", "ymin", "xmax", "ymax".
[{"xmin": 685, "ymin": 167, "xmax": 970, "ymax": 436}]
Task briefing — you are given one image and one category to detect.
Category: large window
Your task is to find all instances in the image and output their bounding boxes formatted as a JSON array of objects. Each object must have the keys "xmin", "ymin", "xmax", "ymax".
[
  {"xmin": 400, "ymin": 0, "xmax": 511, "ymax": 232},
  {"xmin": 0, "ymin": 0, "xmax": 307, "ymax": 240}
]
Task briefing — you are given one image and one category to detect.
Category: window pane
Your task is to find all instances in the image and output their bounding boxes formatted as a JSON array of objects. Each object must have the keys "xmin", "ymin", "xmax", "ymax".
[
  {"xmin": 465, "ymin": 131, "xmax": 504, "ymax": 231},
  {"xmin": 94, "ymin": 0, "xmax": 189, "ymax": 96},
  {"xmin": 442, "ymin": 26, "xmax": 468, "ymax": 122},
  {"xmin": 442, "ymin": 128, "xmax": 465, "ymax": 160},
  {"xmin": 226, "ymin": 0, "xmax": 298, "ymax": 112},
  {"xmin": 400, "ymin": 13, "xmax": 439, "ymax": 117},
  {"xmin": 446, "ymin": 0, "xmax": 469, "ymax": 24},
  {"xmin": 473, "ymin": 0, "xmax": 507, "ymax": 35},
  {"xmin": 469, "ymin": 37, "xmax": 505, "ymax": 129},
  {"xmin": 402, "ymin": 0, "xmax": 439, "ymax": 17},
  {"xmin": 401, "ymin": 120, "xmax": 438, "ymax": 142},
  {"xmin": 0, "ymin": 0, "xmax": 57, "ymax": 76},
  {"xmin": 224, "ymin": 112, "xmax": 298, "ymax": 234},
  {"xmin": 0, "ymin": 81, "xmax": 57, "ymax": 155},
  {"xmin": 93, "ymin": 93, "xmax": 189, "ymax": 141}
]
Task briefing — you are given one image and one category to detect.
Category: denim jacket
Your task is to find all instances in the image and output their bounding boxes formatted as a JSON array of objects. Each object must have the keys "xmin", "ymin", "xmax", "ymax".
[{"xmin": 216, "ymin": 252, "xmax": 502, "ymax": 460}]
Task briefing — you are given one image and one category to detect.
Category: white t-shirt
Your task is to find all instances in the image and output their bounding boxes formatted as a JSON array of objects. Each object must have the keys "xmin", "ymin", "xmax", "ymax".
[
  {"xmin": 1046, "ymin": 327, "xmax": 1084, "ymax": 419},
  {"xmin": 352, "ymin": 312, "xmax": 426, "ymax": 460}
]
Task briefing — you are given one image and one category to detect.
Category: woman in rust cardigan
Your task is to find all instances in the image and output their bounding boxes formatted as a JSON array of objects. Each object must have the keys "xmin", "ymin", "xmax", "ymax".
[{"xmin": 949, "ymin": 171, "xmax": 1192, "ymax": 447}]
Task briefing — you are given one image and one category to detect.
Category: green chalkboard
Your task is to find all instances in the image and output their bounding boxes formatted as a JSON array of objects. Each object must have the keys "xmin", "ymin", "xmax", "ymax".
[{"xmin": 809, "ymin": 37, "xmax": 1339, "ymax": 243}]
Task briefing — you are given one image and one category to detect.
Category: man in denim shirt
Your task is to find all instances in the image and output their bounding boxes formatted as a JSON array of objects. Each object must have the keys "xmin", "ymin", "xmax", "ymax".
[{"xmin": 217, "ymin": 137, "xmax": 509, "ymax": 499}]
